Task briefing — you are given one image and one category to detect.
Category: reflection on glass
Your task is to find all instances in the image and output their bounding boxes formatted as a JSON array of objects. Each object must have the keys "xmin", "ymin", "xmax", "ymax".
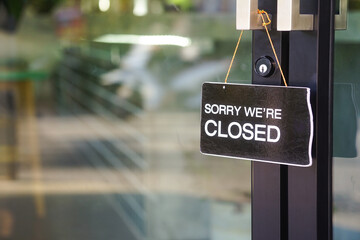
[
  {"xmin": 0, "ymin": 1, "xmax": 251, "ymax": 239},
  {"xmin": 333, "ymin": 12, "xmax": 360, "ymax": 240}
]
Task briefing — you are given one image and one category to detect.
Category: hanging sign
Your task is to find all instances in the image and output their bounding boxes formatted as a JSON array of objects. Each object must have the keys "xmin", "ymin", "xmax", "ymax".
[{"xmin": 200, "ymin": 82, "xmax": 313, "ymax": 167}]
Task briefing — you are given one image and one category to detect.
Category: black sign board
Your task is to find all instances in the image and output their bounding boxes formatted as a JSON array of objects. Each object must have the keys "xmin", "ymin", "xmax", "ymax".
[{"xmin": 200, "ymin": 82, "xmax": 313, "ymax": 167}]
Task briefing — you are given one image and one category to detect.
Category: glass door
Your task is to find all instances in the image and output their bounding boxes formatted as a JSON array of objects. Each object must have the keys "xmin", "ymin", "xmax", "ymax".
[
  {"xmin": 333, "ymin": 9, "xmax": 360, "ymax": 240},
  {"xmin": 0, "ymin": 1, "xmax": 252, "ymax": 239}
]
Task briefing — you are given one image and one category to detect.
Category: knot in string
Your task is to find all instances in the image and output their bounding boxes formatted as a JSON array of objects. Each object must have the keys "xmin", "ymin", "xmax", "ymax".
[{"xmin": 257, "ymin": 9, "xmax": 271, "ymax": 26}]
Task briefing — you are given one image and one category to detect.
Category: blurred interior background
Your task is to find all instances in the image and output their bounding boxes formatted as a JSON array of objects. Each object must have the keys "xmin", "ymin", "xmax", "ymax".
[{"xmin": 0, "ymin": 0, "xmax": 358, "ymax": 239}]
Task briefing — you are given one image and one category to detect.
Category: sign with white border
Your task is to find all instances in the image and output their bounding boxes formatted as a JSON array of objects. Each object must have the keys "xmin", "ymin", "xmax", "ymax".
[{"xmin": 200, "ymin": 82, "xmax": 313, "ymax": 167}]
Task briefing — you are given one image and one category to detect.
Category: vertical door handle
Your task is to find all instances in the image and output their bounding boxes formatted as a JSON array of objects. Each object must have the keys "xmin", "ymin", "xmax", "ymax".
[
  {"xmin": 335, "ymin": 0, "xmax": 348, "ymax": 30},
  {"xmin": 236, "ymin": 0, "xmax": 271, "ymax": 30},
  {"xmin": 277, "ymin": 0, "xmax": 314, "ymax": 31}
]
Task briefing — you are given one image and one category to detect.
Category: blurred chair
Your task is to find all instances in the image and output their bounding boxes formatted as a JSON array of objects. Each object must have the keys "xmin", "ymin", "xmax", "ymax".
[{"xmin": 0, "ymin": 70, "xmax": 47, "ymax": 180}]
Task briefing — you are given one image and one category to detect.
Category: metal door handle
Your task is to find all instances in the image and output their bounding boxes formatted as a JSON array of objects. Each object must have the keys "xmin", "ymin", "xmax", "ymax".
[
  {"xmin": 277, "ymin": 0, "xmax": 314, "ymax": 31},
  {"xmin": 335, "ymin": 0, "xmax": 348, "ymax": 30},
  {"xmin": 236, "ymin": 0, "xmax": 271, "ymax": 30}
]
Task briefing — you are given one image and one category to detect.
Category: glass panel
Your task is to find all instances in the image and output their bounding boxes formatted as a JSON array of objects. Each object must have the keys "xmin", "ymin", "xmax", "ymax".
[
  {"xmin": 0, "ymin": 1, "xmax": 252, "ymax": 239},
  {"xmin": 333, "ymin": 10, "xmax": 360, "ymax": 240}
]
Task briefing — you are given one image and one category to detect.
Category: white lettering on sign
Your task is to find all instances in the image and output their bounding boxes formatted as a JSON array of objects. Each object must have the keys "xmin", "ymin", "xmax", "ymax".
[
  {"xmin": 204, "ymin": 120, "xmax": 281, "ymax": 143},
  {"xmin": 218, "ymin": 121, "xmax": 228, "ymax": 138},
  {"xmin": 275, "ymin": 109, "xmax": 282, "ymax": 119},
  {"xmin": 204, "ymin": 120, "xmax": 217, "ymax": 137},
  {"xmin": 234, "ymin": 106, "xmax": 242, "ymax": 116},
  {"xmin": 266, "ymin": 108, "xmax": 274, "ymax": 118},
  {"xmin": 255, "ymin": 124, "xmax": 266, "ymax": 142},
  {"xmin": 244, "ymin": 107, "xmax": 256, "ymax": 117},
  {"xmin": 228, "ymin": 122, "xmax": 242, "ymax": 139},
  {"xmin": 242, "ymin": 123, "xmax": 254, "ymax": 140},
  {"xmin": 204, "ymin": 104, "xmax": 282, "ymax": 119},
  {"xmin": 203, "ymin": 103, "xmax": 282, "ymax": 143},
  {"xmin": 267, "ymin": 125, "xmax": 281, "ymax": 142},
  {"xmin": 204, "ymin": 104, "xmax": 242, "ymax": 116}
]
